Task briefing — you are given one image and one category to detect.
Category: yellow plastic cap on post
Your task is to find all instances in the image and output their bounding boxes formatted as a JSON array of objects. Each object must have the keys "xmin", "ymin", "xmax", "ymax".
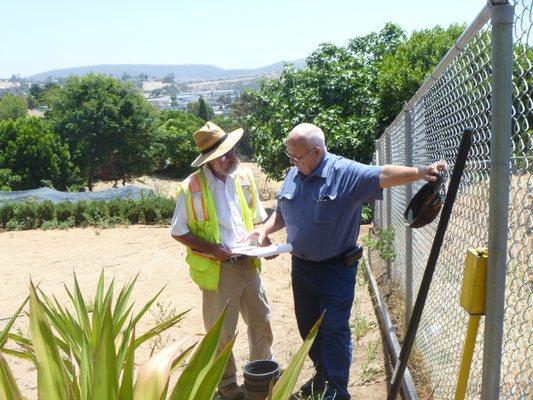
[{"xmin": 459, "ymin": 248, "xmax": 488, "ymax": 315}]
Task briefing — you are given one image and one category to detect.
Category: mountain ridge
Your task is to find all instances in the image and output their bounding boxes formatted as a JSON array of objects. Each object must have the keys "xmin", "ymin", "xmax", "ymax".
[{"xmin": 28, "ymin": 60, "xmax": 306, "ymax": 82}]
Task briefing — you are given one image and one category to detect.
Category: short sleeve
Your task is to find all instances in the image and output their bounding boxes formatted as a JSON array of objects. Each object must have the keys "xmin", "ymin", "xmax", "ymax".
[
  {"xmin": 169, "ymin": 189, "xmax": 190, "ymax": 237},
  {"xmin": 345, "ymin": 162, "xmax": 383, "ymax": 203}
]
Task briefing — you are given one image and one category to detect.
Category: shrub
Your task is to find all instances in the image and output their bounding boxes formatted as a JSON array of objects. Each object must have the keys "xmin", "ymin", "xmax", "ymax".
[
  {"xmin": 82, "ymin": 200, "xmax": 110, "ymax": 225},
  {"xmin": 361, "ymin": 203, "xmax": 374, "ymax": 225},
  {"xmin": 38, "ymin": 200, "xmax": 55, "ymax": 222},
  {"xmin": 54, "ymin": 201, "xmax": 75, "ymax": 222},
  {"xmin": 0, "ymin": 196, "xmax": 176, "ymax": 231},
  {"xmin": 361, "ymin": 227, "xmax": 396, "ymax": 262},
  {"xmin": 11, "ymin": 200, "xmax": 41, "ymax": 229},
  {"xmin": 0, "ymin": 202, "xmax": 15, "ymax": 228}
]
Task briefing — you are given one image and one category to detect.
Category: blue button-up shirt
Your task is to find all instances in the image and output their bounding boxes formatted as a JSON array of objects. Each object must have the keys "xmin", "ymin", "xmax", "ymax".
[{"xmin": 276, "ymin": 152, "xmax": 383, "ymax": 261}]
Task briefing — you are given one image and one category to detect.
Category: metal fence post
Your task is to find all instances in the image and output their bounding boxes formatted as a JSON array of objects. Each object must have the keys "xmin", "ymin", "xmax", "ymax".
[
  {"xmin": 482, "ymin": 2, "xmax": 514, "ymax": 399},
  {"xmin": 403, "ymin": 110, "xmax": 414, "ymax": 326},
  {"xmin": 375, "ymin": 141, "xmax": 382, "ymax": 229},
  {"xmin": 385, "ymin": 132, "xmax": 392, "ymax": 279}
]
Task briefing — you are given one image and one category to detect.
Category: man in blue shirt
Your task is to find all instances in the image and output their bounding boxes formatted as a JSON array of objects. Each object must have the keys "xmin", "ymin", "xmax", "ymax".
[{"xmin": 253, "ymin": 123, "xmax": 445, "ymax": 400}]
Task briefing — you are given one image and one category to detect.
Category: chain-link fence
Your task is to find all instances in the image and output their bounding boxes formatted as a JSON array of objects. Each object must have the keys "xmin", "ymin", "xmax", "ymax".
[{"xmin": 374, "ymin": 1, "xmax": 531, "ymax": 398}]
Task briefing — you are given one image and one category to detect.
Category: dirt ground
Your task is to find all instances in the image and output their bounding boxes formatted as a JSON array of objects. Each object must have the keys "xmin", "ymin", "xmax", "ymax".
[{"xmin": 0, "ymin": 166, "xmax": 388, "ymax": 399}]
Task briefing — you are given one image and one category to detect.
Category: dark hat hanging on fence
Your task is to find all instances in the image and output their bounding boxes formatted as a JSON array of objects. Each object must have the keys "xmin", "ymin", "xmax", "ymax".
[{"xmin": 404, "ymin": 172, "xmax": 447, "ymax": 228}]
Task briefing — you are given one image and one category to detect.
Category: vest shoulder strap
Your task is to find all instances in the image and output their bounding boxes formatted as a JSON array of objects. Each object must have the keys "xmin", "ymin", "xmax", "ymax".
[
  {"xmin": 236, "ymin": 168, "xmax": 255, "ymax": 211},
  {"xmin": 189, "ymin": 173, "xmax": 201, "ymax": 193},
  {"xmin": 188, "ymin": 172, "xmax": 208, "ymax": 222}
]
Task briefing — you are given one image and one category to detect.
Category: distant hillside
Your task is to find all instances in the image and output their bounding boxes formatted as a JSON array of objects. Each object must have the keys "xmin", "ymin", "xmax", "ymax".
[{"xmin": 28, "ymin": 60, "xmax": 306, "ymax": 82}]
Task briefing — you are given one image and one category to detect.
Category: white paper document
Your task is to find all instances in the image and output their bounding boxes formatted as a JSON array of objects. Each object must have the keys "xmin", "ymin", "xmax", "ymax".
[{"xmin": 231, "ymin": 243, "xmax": 293, "ymax": 258}]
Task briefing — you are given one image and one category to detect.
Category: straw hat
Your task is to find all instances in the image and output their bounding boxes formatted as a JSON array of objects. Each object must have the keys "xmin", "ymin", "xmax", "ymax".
[{"xmin": 190, "ymin": 121, "xmax": 243, "ymax": 167}]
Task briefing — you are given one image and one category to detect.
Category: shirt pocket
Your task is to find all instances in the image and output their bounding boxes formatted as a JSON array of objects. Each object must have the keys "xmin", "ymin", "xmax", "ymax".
[
  {"xmin": 314, "ymin": 192, "xmax": 338, "ymax": 223},
  {"xmin": 277, "ymin": 184, "xmax": 297, "ymax": 224}
]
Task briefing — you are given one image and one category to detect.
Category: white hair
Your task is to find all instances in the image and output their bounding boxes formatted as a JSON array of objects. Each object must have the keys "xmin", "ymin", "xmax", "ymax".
[
  {"xmin": 306, "ymin": 127, "xmax": 326, "ymax": 151},
  {"xmin": 291, "ymin": 123, "xmax": 326, "ymax": 151}
]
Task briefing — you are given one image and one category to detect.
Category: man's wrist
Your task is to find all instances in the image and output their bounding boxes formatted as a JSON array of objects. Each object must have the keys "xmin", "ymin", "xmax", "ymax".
[{"xmin": 416, "ymin": 166, "xmax": 426, "ymax": 180}]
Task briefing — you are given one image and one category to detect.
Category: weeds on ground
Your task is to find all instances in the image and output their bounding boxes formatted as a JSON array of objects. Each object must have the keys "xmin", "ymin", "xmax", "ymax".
[
  {"xmin": 149, "ymin": 301, "xmax": 178, "ymax": 352},
  {"xmin": 359, "ymin": 340, "xmax": 383, "ymax": 383},
  {"xmin": 364, "ymin": 228, "xmax": 434, "ymax": 396},
  {"xmin": 351, "ymin": 267, "xmax": 376, "ymax": 341},
  {"xmin": 351, "ymin": 313, "xmax": 375, "ymax": 341}
]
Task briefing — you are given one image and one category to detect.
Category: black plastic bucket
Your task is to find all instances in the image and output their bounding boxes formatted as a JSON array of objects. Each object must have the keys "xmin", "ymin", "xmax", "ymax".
[{"xmin": 243, "ymin": 360, "xmax": 281, "ymax": 400}]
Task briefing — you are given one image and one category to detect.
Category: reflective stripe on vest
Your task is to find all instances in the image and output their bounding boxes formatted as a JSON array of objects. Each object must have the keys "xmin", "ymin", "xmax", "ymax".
[
  {"xmin": 189, "ymin": 174, "xmax": 209, "ymax": 222},
  {"xmin": 237, "ymin": 173, "xmax": 255, "ymax": 212},
  {"xmin": 182, "ymin": 168, "xmax": 261, "ymax": 291},
  {"xmin": 188, "ymin": 171, "xmax": 254, "ymax": 223}
]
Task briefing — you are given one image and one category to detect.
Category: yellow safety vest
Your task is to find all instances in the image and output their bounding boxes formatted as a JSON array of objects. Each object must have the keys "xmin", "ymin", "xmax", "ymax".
[{"xmin": 179, "ymin": 167, "xmax": 261, "ymax": 291}]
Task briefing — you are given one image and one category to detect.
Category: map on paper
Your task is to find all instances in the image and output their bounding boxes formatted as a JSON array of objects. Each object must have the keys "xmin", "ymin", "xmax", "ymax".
[{"xmin": 231, "ymin": 243, "xmax": 293, "ymax": 258}]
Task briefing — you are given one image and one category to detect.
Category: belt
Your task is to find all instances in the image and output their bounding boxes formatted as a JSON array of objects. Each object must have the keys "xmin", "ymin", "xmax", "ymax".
[
  {"xmin": 295, "ymin": 245, "xmax": 363, "ymax": 266},
  {"xmin": 295, "ymin": 254, "xmax": 345, "ymax": 264},
  {"xmin": 322, "ymin": 253, "xmax": 349, "ymax": 264}
]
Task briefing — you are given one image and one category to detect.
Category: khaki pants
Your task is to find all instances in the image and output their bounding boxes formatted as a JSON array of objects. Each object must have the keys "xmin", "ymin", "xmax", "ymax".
[{"xmin": 202, "ymin": 259, "xmax": 273, "ymax": 387}]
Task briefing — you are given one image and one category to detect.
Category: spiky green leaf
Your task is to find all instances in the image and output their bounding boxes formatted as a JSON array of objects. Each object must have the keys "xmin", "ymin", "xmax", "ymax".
[
  {"xmin": 0, "ymin": 352, "xmax": 23, "ymax": 400},
  {"xmin": 169, "ymin": 305, "xmax": 227, "ymax": 399},
  {"xmin": 270, "ymin": 314, "xmax": 323, "ymax": 399},
  {"xmin": 29, "ymin": 281, "xmax": 70, "ymax": 400}
]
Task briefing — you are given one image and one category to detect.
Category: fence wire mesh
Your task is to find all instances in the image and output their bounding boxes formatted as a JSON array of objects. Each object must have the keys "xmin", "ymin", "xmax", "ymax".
[{"xmin": 374, "ymin": 1, "xmax": 531, "ymax": 398}]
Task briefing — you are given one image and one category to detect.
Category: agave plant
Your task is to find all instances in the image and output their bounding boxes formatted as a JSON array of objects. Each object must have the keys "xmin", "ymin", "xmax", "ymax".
[{"xmin": 0, "ymin": 271, "xmax": 321, "ymax": 400}]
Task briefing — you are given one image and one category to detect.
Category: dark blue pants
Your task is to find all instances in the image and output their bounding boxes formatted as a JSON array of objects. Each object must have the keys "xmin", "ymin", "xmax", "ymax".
[{"xmin": 291, "ymin": 256, "xmax": 357, "ymax": 400}]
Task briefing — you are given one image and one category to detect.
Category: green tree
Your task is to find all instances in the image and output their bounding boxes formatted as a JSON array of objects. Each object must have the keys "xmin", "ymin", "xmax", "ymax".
[
  {"xmin": 198, "ymin": 97, "xmax": 211, "ymax": 121},
  {"xmin": 229, "ymin": 90, "xmax": 255, "ymax": 158},
  {"xmin": 245, "ymin": 23, "xmax": 465, "ymax": 180},
  {"xmin": 40, "ymin": 82, "xmax": 62, "ymax": 107},
  {"xmin": 154, "ymin": 110, "xmax": 205, "ymax": 177},
  {"xmin": 246, "ymin": 24, "xmax": 404, "ymax": 180},
  {"xmin": 187, "ymin": 97, "xmax": 214, "ymax": 121},
  {"xmin": 0, "ymin": 94, "xmax": 28, "ymax": 120},
  {"xmin": 376, "ymin": 24, "xmax": 464, "ymax": 131},
  {"xmin": 0, "ymin": 117, "xmax": 80, "ymax": 190},
  {"xmin": 47, "ymin": 73, "xmax": 158, "ymax": 190},
  {"xmin": 27, "ymin": 84, "xmax": 44, "ymax": 108}
]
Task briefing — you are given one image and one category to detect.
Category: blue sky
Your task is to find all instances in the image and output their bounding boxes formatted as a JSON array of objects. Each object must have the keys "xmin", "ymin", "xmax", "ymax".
[{"xmin": 1, "ymin": 0, "xmax": 486, "ymax": 78}]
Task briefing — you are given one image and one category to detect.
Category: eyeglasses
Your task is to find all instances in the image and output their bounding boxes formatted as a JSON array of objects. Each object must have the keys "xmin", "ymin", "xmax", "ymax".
[
  {"xmin": 220, "ymin": 148, "xmax": 236, "ymax": 161},
  {"xmin": 284, "ymin": 147, "xmax": 317, "ymax": 163}
]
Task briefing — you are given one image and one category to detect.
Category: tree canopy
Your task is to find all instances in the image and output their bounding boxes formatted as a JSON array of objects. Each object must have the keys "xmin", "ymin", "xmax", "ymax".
[
  {"xmin": 154, "ymin": 110, "xmax": 205, "ymax": 177},
  {"xmin": 376, "ymin": 24, "xmax": 465, "ymax": 132},
  {"xmin": 0, "ymin": 117, "xmax": 79, "ymax": 190},
  {"xmin": 0, "ymin": 94, "xmax": 28, "ymax": 120},
  {"xmin": 46, "ymin": 73, "xmax": 158, "ymax": 190},
  {"xmin": 244, "ymin": 23, "xmax": 464, "ymax": 180}
]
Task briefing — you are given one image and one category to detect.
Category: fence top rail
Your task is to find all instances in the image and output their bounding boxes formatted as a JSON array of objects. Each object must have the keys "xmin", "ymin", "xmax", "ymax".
[{"xmin": 380, "ymin": 2, "xmax": 492, "ymax": 138}]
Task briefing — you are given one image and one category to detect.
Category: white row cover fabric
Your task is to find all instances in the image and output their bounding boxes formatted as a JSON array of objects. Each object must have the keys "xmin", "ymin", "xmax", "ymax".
[{"xmin": 0, "ymin": 186, "xmax": 154, "ymax": 204}]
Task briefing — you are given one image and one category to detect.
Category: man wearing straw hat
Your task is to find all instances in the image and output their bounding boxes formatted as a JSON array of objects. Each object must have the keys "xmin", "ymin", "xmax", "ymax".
[{"xmin": 170, "ymin": 121, "xmax": 274, "ymax": 399}]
